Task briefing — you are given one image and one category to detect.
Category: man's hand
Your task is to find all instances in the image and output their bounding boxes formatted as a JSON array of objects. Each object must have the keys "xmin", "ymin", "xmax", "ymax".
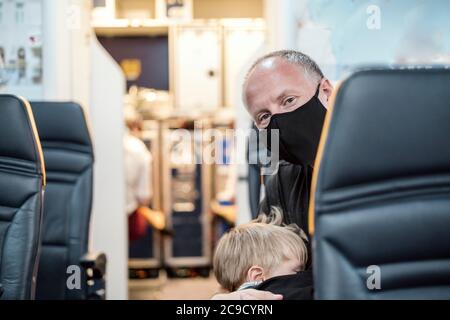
[
  {"xmin": 137, "ymin": 207, "xmax": 166, "ymax": 231},
  {"xmin": 211, "ymin": 289, "xmax": 283, "ymax": 300}
]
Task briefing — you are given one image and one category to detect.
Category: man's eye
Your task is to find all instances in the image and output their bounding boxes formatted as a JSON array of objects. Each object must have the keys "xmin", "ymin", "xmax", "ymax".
[
  {"xmin": 259, "ymin": 113, "xmax": 271, "ymax": 122},
  {"xmin": 283, "ymin": 97, "xmax": 297, "ymax": 107}
]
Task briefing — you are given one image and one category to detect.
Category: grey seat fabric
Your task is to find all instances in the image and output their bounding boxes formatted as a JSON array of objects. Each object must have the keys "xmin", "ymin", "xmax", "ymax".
[
  {"xmin": 0, "ymin": 95, "xmax": 45, "ymax": 300},
  {"xmin": 30, "ymin": 102, "xmax": 94, "ymax": 300},
  {"xmin": 310, "ymin": 69, "xmax": 450, "ymax": 299}
]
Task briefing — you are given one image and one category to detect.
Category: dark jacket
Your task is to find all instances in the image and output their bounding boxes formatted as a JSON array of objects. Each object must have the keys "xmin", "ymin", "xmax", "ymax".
[
  {"xmin": 256, "ymin": 161, "xmax": 315, "ymax": 299},
  {"xmin": 259, "ymin": 161, "xmax": 313, "ymax": 232},
  {"xmin": 256, "ymin": 270, "xmax": 314, "ymax": 300}
]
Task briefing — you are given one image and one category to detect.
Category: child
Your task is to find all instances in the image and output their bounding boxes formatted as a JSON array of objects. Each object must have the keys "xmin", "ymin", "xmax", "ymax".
[{"xmin": 213, "ymin": 208, "xmax": 312, "ymax": 299}]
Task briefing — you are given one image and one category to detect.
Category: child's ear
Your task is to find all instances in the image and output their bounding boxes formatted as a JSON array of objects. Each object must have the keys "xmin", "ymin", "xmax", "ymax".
[{"xmin": 247, "ymin": 266, "xmax": 265, "ymax": 282}]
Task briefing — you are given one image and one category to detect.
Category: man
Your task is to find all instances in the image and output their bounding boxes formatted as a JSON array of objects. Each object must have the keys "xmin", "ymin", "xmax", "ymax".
[
  {"xmin": 246, "ymin": 50, "xmax": 333, "ymax": 232},
  {"xmin": 124, "ymin": 109, "xmax": 165, "ymax": 240},
  {"xmin": 213, "ymin": 50, "xmax": 333, "ymax": 300},
  {"xmin": 124, "ymin": 109, "xmax": 152, "ymax": 217}
]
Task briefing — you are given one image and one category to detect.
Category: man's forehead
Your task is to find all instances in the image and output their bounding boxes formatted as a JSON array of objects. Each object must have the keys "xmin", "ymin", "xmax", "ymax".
[
  {"xmin": 258, "ymin": 56, "xmax": 278, "ymax": 70},
  {"xmin": 251, "ymin": 56, "xmax": 294, "ymax": 76},
  {"xmin": 246, "ymin": 61, "xmax": 306, "ymax": 97},
  {"xmin": 247, "ymin": 58, "xmax": 306, "ymax": 86}
]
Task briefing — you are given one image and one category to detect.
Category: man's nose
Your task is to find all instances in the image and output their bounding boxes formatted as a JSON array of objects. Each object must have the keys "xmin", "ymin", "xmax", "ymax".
[{"xmin": 268, "ymin": 103, "xmax": 285, "ymax": 117}]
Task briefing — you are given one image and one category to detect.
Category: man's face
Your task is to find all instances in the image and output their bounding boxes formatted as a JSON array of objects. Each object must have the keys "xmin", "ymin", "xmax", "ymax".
[{"xmin": 244, "ymin": 57, "xmax": 332, "ymax": 128}]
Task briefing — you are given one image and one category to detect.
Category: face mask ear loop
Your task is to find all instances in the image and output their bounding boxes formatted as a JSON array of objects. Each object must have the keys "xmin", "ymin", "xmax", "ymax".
[{"xmin": 314, "ymin": 79, "xmax": 323, "ymax": 98}]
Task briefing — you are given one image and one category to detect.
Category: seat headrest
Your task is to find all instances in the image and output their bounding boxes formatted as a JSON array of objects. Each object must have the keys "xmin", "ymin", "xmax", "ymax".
[
  {"xmin": 0, "ymin": 95, "xmax": 45, "ymax": 181},
  {"xmin": 316, "ymin": 68, "xmax": 450, "ymax": 192},
  {"xmin": 30, "ymin": 102, "xmax": 93, "ymax": 155}
]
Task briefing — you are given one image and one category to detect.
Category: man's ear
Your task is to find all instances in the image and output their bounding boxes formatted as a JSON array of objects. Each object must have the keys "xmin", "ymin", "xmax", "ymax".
[
  {"xmin": 247, "ymin": 266, "xmax": 265, "ymax": 282},
  {"xmin": 319, "ymin": 78, "xmax": 334, "ymax": 107}
]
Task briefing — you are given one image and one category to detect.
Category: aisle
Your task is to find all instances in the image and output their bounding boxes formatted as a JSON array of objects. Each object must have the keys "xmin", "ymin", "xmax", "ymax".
[{"xmin": 129, "ymin": 273, "xmax": 220, "ymax": 300}]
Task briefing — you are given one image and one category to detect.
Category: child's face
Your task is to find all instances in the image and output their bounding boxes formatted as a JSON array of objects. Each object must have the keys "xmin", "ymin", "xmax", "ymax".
[{"xmin": 267, "ymin": 255, "xmax": 303, "ymax": 279}]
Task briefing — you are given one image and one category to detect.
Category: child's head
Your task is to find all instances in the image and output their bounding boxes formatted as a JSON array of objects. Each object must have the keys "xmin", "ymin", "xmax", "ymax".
[{"xmin": 213, "ymin": 208, "xmax": 308, "ymax": 292}]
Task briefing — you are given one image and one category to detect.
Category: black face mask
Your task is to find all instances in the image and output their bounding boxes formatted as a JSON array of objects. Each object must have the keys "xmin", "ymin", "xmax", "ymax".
[{"xmin": 266, "ymin": 84, "xmax": 327, "ymax": 166}]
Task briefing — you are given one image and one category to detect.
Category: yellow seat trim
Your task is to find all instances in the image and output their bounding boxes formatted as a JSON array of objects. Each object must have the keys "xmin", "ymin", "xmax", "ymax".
[
  {"xmin": 18, "ymin": 96, "xmax": 47, "ymax": 186},
  {"xmin": 308, "ymin": 81, "xmax": 343, "ymax": 235}
]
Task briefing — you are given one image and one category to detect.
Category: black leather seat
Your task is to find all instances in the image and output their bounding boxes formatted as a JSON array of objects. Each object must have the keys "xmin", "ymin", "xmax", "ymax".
[
  {"xmin": 30, "ymin": 101, "xmax": 105, "ymax": 300},
  {"xmin": 0, "ymin": 95, "xmax": 46, "ymax": 299},
  {"xmin": 309, "ymin": 68, "xmax": 450, "ymax": 299}
]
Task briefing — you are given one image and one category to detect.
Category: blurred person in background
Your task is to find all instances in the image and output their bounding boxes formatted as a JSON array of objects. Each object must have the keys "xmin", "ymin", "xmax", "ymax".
[{"xmin": 124, "ymin": 108, "xmax": 166, "ymax": 241}]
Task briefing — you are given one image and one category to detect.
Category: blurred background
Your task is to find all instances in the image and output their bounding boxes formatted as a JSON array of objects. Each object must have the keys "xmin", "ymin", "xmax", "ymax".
[{"xmin": 0, "ymin": 0, "xmax": 449, "ymax": 300}]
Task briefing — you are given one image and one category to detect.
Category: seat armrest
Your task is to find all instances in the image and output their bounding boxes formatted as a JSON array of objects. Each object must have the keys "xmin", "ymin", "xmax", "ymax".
[
  {"xmin": 80, "ymin": 252, "xmax": 107, "ymax": 278},
  {"xmin": 79, "ymin": 252, "xmax": 107, "ymax": 300}
]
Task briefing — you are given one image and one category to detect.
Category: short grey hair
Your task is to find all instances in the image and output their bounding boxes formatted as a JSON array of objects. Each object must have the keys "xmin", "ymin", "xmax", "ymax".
[{"xmin": 245, "ymin": 50, "xmax": 324, "ymax": 84}]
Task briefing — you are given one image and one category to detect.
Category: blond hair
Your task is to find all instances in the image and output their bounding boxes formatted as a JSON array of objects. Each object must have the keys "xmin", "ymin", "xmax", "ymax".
[{"xmin": 213, "ymin": 207, "xmax": 308, "ymax": 292}]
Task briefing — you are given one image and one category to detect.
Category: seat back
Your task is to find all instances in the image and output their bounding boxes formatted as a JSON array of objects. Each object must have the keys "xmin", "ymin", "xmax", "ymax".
[
  {"xmin": 310, "ymin": 68, "xmax": 450, "ymax": 299},
  {"xmin": 0, "ymin": 95, "xmax": 45, "ymax": 299},
  {"xmin": 30, "ymin": 102, "xmax": 94, "ymax": 300}
]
